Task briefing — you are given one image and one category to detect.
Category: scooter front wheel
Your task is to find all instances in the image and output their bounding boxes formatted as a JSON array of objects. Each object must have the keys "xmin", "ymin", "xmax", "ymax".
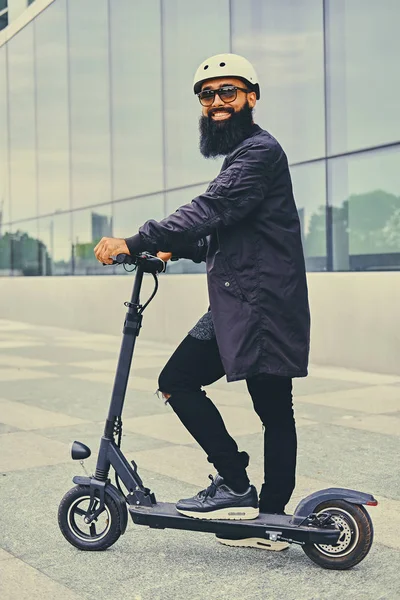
[
  {"xmin": 58, "ymin": 485, "xmax": 122, "ymax": 551},
  {"xmin": 302, "ymin": 499, "xmax": 373, "ymax": 570}
]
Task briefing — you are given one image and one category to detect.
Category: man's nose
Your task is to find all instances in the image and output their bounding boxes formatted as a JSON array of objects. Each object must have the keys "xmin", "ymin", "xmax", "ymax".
[{"xmin": 211, "ymin": 92, "xmax": 224, "ymax": 107}]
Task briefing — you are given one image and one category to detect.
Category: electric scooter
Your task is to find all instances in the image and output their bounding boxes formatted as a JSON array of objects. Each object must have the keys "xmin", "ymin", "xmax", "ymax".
[{"xmin": 58, "ymin": 252, "xmax": 377, "ymax": 570}]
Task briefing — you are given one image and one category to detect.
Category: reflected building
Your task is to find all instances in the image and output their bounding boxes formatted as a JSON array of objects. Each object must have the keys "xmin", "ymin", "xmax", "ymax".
[
  {"xmin": 91, "ymin": 212, "xmax": 113, "ymax": 243},
  {"xmin": 0, "ymin": 0, "xmax": 399, "ymax": 276}
]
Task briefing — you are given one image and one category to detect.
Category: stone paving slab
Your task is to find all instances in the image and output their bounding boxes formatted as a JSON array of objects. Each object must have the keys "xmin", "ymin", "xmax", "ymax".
[
  {"xmin": 0, "ymin": 431, "xmax": 71, "ymax": 473},
  {"xmin": 308, "ymin": 364, "xmax": 400, "ymax": 386},
  {"xmin": 6, "ymin": 343, "xmax": 121, "ymax": 364},
  {"xmin": 123, "ymin": 408, "xmax": 316, "ymax": 446},
  {"xmin": 0, "ymin": 398, "xmax": 88, "ymax": 431},
  {"xmin": 1, "ymin": 459, "xmax": 399, "ymax": 600},
  {"xmin": 0, "ymin": 319, "xmax": 399, "ymax": 600},
  {"xmin": 0, "ymin": 556, "xmax": 84, "ymax": 600},
  {"xmin": 0, "ymin": 355, "xmax": 55, "ymax": 368},
  {"xmin": 0, "ymin": 340, "xmax": 45, "ymax": 349},
  {"xmin": 331, "ymin": 413, "xmax": 400, "ymax": 436},
  {"xmin": 0, "ymin": 548, "xmax": 14, "ymax": 561},
  {"xmin": 294, "ymin": 385, "xmax": 400, "ymax": 414}
]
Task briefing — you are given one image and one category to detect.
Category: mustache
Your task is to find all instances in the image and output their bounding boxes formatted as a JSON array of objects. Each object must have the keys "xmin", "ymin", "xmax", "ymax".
[{"xmin": 208, "ymin": 107, "xmax": 235, "ymax": 118}]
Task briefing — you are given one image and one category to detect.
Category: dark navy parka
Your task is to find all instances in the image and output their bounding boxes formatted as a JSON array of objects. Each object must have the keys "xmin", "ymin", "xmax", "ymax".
[{"xmin": 125, "ymin": 124, "xmax": 310, "ymax": 382}]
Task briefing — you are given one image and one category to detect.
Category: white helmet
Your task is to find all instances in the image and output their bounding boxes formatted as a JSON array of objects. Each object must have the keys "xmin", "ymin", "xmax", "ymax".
[{"xmin": 193, "ymin": 53, "xmax": 260, "ymax": 99}]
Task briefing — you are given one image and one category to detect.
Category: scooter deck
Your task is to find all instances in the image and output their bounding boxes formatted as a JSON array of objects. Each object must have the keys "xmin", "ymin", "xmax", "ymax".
[{"xmin": 129, "ymin": 501, "xmax": 340, "ymax": 545}]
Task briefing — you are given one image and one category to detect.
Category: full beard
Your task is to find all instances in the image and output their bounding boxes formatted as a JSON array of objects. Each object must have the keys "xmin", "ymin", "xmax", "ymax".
[{"xmin": 199, "ymin": 101, "xmax": 254, "ymax": 158}]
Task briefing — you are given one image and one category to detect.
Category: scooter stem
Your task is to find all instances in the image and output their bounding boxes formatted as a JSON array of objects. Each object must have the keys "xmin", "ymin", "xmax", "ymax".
[{"xmin": 105, "ymin": 262, "xmax": 144, "ymax": 429}]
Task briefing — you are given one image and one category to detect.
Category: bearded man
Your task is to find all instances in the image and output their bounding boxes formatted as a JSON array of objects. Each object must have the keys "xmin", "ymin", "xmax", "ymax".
[{"xmin": 95, "ymin": 54, "xmax": 310, "ymax": 551}]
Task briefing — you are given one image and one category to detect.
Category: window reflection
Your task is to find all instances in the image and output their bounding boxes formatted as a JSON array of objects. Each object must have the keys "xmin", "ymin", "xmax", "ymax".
[
  {"xmin": 165, "ymin": 186, "xmax": 206, "ymax": 274},
  {"xmin": 8, "ymin": 24, "xmax": 37, "ymax": 221},
  {"xmin": 329, "ymin": 148, "xmax": 400, "ymax": 271},
  {"xmin": 68, "ymin": 0, "xmax": 111, "ymax": 209},
  {"xmin": 326, "ymin": 0, "xmax": 400, "ymax": 154},
  {"xmin": 38, "ymin": 213, "xmax": 72, "ymax": 275},
  {"xmin": 0, "ymin": 224, "xmax": 12, "ymax": 275},
  {"xmin": 35, "ymin": 0, "xmax": 70, "ymax": 215},
  {"xmin": 290, "ymin": 162, "xmax": 327, "ymax": 271},
  {"xmin": 0, "ymin": 46, "xmax": 10, "ymax": 225},
  {"xmin": 113, "ymin": 194, "xmax": 164, "ymax": 275},
  {"xmin": 10, "ymin": 220, "xmax": 39, "ymax": 276},
  {"xmin": 162, "ymin": 0, "xmax": 229, "ymax": 188},
  {"xmin": 110, "ymin": 0, "xmax": 163, "ymax": 200},
  {"xmin": 72, "ymin": 205, "xmax": 113, "ymax": 275},
  {"xmin": 231, "ymin": 0, "xmax": 325, "ymax": 163}
]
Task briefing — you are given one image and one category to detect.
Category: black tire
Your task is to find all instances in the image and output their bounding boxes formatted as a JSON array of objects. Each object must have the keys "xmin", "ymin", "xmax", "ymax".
[
  {"xmin": 58, "ymin": 485, "xmax": 122, "ymax": 551},
  {"xmin": 302, "ymin": 500, "xmax": 373, "ymax": 570}
]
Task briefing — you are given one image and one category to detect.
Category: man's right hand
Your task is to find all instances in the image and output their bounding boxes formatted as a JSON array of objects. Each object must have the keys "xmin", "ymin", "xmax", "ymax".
[{"xmin": 157, "ymin": 251, "xmax": 172, "ymax": 262}]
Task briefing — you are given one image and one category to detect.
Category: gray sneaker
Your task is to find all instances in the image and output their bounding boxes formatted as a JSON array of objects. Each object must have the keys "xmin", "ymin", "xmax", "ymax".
[{"xmin": 176, "ymin": 474, "xmax": 259, "ymax": 520}]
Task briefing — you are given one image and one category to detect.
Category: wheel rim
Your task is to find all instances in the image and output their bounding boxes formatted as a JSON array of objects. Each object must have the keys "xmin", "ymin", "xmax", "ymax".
[
  {"xmin": 313, "ymin": 506, "xmax": 360, "ymax": 557},
  {"xmin": 66, "ymin": 495, "xmax": 111, "ymax": 542}
]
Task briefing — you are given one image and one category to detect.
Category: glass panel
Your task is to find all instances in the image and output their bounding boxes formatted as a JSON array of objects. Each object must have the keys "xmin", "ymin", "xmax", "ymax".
[
  {"xmin": 326, "ymin": 0, "xmax": 400, "ymax": 154},
  {"xmin": 38, "ymin": 213, "xmax": 72, "ymax": 275},
  {"xmin": 162, "ymin": 0, "xmax": 230, "ymax": 188},
  {"xmin": 68, "ymin": 0, "xmax": 111, "ymax": 209},
  {"xmin": 11, "ymin": 219, "xmax": 40, "ymax": 276},
  {"xmin": 166, "ymin": 183, "xmax": 207, "ymax": 215},
  {"xmin": 231, "ymin": 0, "xmax": 325, "ymax": 163},
  {"xmin": 110, "ymin": 0, "xmax": 163, "ymax": 200},
  {"xmin": 329, "ymin": 147, "xmax": 400, "ymax": 271},
  {"xmin": 72, "ymin": 204, "xmax": 113, "ymax": 275},
  {"xmin": 0, "ymin": 12, "xmax": 8, "ymax": 32},
  {"xmin": 35, "ymin": 0, "xmax": 70, "ymax": 215},
  {"xmin": 8, "ymin": 24, "xmax": 37, "ymax": 221},
  {"xmin": 113, "ymin": 194, "xmax": 165, "ymax": 238},
  {"xmin": 291, "ymin": 162, "xmax": 327, "ymax": 272},
  {"xmin": 0, "ymin": 45, "xmax": 10, "ymax": 226},
  {"xmin": 113, "ymin": 193, "xmax": 164, "ymax": 275},
  {"xmin": 0, "ymin": 223, "xmax": 12, "ymax": 275},
  {"xmin": 165, "ymin": 186, "xmax": 207, "ymax": 274}
]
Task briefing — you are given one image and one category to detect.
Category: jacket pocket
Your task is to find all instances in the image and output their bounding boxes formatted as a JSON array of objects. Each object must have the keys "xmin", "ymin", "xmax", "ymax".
[{"xmin": 221, "ymin": 255, "xmax": 249, "ymax": 303}]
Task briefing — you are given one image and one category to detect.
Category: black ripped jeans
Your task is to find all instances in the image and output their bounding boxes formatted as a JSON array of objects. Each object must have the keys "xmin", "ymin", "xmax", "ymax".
[{"xmin": 158, "ymin": 334, "xmax": 297, "ymax": 513}]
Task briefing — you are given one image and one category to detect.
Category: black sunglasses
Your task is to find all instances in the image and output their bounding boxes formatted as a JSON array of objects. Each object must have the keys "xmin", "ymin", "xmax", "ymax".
[{"xmin": 197, "ymin": 85, "xmax": 251, "ymax": 107}]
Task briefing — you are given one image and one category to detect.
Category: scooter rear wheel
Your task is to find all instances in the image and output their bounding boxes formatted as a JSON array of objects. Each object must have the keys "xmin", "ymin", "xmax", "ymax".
[
  {"xmin": 302, "ymin": 499, "xmax": 373, "ymax": 570},
  {"xmin": 58, "ymin": 485, "xmax": 122, "ymax": 551}
]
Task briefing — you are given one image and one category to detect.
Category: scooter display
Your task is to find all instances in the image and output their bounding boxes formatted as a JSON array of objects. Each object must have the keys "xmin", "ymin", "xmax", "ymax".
[{"xmin": 58, "ymin": 252, "xmax": 377, "ymax": 570}]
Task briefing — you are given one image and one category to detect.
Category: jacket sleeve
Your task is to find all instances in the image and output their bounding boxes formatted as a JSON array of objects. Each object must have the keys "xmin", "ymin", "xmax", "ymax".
[
  {"xmin": 125, "ymin": 141, "xmax": 280, "ymax": 255},
  {"xmin": 167, "ymin": 237, "xmax": 209, "ymax": 263}
]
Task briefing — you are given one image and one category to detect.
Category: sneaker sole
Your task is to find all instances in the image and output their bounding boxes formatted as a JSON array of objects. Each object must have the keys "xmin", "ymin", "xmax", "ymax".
[
  {"xmin": 176, "ymin": 506, "xmax": 259, "ymax": 520},
  {"xmin": 217, "ymin": 537, "xmax": 290, "ymax": 551}
]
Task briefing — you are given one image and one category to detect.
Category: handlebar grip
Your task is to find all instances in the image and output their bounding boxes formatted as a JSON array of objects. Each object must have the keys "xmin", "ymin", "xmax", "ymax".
[
  {"xmin": 113, "ymin": 254, "xmax": 134, "ymax": 265},
  {"xmin": 111, "ymin": 252, "xmax": 166, "ymax": 274}
]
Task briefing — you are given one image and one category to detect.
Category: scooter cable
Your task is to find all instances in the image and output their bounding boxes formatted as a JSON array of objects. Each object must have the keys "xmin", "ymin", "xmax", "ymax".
[{"xmin": 139, "ymin": 272, "xmax": 159, "ymax": 314}]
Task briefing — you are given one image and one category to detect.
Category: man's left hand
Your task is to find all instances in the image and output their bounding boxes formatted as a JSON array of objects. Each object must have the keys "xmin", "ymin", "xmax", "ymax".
[{"xmin": 94, "ymin": 237, "xmax": 130, "ymax": 264}]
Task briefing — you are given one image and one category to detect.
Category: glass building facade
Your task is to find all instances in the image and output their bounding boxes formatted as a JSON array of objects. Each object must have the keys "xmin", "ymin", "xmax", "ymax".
[{"xmin": 0, "ymin": 0, "xmax": 399, "ymax": 276}]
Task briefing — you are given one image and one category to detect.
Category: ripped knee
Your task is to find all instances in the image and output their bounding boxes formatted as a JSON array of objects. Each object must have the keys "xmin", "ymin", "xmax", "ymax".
[{"xmin": 155, "ymin": 389, "xmax": 171, "ymax": 404}]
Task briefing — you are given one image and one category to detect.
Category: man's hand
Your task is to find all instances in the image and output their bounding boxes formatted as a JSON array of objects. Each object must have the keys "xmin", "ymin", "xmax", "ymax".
[
  {"xmin": 157, "ymin": 251, "xmax": 172, "ymax": 262},
  {"xmin": 94, "ymin": 237, "xmax": 130, "ymax": 264}
]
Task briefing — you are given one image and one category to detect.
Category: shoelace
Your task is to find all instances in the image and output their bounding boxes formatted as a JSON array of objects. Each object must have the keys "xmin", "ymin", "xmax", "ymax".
[{"xmin": 197, "ymin": 474, "xmax": 219, "ymax": 500}]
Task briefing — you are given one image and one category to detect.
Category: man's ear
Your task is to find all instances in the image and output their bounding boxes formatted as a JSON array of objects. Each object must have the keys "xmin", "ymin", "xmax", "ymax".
[{"xmin": 248, "ymin": 91, "xmax": 257, "ymax": 109}]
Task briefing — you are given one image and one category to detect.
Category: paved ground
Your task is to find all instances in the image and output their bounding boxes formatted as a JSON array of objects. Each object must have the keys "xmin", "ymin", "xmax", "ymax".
[{"xmin": 0, "ymin": 318, "xmax": 399, "ymax": 600}]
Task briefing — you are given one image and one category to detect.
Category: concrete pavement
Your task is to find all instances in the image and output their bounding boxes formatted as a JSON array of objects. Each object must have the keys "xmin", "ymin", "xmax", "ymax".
[{"xmin": 0, "ymin": 318, "xmax": 399, "ymax": 600}]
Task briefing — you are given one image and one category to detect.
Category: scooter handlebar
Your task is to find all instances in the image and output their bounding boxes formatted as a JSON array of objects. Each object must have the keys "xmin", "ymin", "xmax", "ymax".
[
  {"xmin": 112, "ymin": 253, "xmax": 134, "ymax": 265},
  {"xmin": 112, "ymin": 252, "xmax": 166, "ymax": 274}
]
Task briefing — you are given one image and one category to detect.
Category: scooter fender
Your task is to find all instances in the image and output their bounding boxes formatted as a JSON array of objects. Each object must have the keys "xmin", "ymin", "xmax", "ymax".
[
  {"xmin": 72, "ymin": 475, "xmax": 128, "ymax": 535},
  {"xmin": 291, "ymin": 487, "xmax": 377, "ymax": 525}
]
